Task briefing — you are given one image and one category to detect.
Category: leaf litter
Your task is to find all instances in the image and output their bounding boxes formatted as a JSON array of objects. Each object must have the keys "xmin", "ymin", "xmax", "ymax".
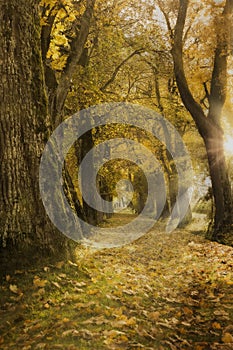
[{"xmin": 0, "ymin": 216, "xmax": 233, "ymax": 349}]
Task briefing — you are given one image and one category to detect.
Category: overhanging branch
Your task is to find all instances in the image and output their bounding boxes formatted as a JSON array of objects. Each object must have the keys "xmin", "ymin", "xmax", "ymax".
[{"xmin": 100, "ymin": 49, "xmax": 144, "ymax": 92}]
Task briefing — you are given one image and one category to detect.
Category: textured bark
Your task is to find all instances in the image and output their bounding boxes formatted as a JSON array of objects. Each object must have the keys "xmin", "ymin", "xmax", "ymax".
[
  {"xmin": 0, "ymin": 0, "xmax": 70, "ymax": 255},
  {"xmin": 40, "ymin": 0, "xmax": 97, "ymax": 229},
  {"xmin": 172, "ymin": 0, "xmax": 233, "ymax": 238}
]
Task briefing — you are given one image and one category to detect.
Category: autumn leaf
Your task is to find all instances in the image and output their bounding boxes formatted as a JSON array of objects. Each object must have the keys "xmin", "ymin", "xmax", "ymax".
[
  {"xmin": 33, "ymin": 277, "xmax": 47, "ymax": 288},
  {"xmin": 183, "ymin": 307, "xmax": 193, "ymax": 316},
  {"xmin": 212, "ymin": 322, "xmax": 221, "ymax": 330},
  {"xmin": 222, "ymin": 332, "xmax": 233, "ymax": 343},
  {"xmin": 62, "ymin": 329, "xmax": 79, "ymax": 337},
  {"xmin": 55, "ymin": 261, "xmax": 65, "ymax": 269},
  {"xmin": 9, "ymin": 284, "xmax": 19, "ymax": 294},
  {"xmin": 51, "ymin": 281, "xmax": 61, "ymax": 289},
  {"xmin": 147, "ymin": 311, "xmax": 160, "ymax": 321},
  {"xmin": 87, "ymin": 289, "xmax": 99, "ymax": 295},
  {"xmin": 111, "ymin": 316, "xmax": 136, "ymax": 328}
]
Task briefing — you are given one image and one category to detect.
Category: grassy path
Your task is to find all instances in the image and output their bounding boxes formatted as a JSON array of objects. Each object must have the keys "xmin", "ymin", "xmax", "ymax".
[{"xmin": 0, "ymin": 215, "xmax": 233, "ymax": 349}]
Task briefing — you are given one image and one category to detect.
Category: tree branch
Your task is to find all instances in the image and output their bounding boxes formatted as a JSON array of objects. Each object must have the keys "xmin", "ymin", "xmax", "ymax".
[
  {"xmin": 55, "ymin": 0, "xmax": 96, "ymax": 118},
  {"xmin": 157, "ymin": 0, "xmax": 173, "ymax": 39},
  {"xmin": 100, "ymin": 49, "xmax": 144, "ymax": 92},
  {"xmin": 171, "ymin": 0, "xmax": 208, "ymax": 137}
]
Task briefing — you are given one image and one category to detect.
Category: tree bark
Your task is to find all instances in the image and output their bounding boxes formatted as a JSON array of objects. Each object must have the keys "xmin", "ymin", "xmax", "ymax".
[
  {"xmin": 79, "ymin": 130, "xmax": 99, "ymax": 225},
  {"xmin": 40, "ymin": 0, "xmax": 97, "ymax": 227},
  {"xmin": 0, "ymin": 0, "xmax": 71, "ymax": 257}
]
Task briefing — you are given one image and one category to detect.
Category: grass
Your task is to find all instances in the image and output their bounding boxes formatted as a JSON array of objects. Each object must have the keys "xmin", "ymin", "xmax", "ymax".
[{"xmin": 0, "ymin": 215, "xmax": 233, "ymax": 349}]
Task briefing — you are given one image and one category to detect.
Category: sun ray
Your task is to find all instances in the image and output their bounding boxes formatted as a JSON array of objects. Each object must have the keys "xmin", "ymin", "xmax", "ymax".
[{"xmin": 224, "ymin": 135, "xmax": 233, "ymax": 156}]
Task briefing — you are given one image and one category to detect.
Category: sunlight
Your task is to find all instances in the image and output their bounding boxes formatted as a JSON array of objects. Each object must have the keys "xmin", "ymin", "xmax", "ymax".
[{"xmin": 224, "ymin": 135, "xmax": 233, "ymax": 156}]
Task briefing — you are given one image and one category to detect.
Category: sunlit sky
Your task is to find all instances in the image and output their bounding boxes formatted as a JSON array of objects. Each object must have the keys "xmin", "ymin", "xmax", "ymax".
[{"xmin": 224, "ymin": 135, "xmax": 233, "ymax": 156}]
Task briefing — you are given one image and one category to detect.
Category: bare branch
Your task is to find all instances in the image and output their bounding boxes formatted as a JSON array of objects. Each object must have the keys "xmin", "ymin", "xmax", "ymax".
[
  {"xmin": 171, "ymin": 0, "xmax": 208, "ymax": 137},
  {"xmin": 55, "ymin": 0, "xmax": 96, "ymax": 118},
  {"xmin": 100, "ymin": 49, "xmax": 144, "ymax": 92},
  {"xmin": 157, "ymin": 0, "xmax": 173, "ymax": 39}
]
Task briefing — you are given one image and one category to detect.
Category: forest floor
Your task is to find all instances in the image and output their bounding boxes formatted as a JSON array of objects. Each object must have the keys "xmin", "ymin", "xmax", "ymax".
[{"xmin": 0, "ymin": 214, "xmax": 233, "ymax": 350}]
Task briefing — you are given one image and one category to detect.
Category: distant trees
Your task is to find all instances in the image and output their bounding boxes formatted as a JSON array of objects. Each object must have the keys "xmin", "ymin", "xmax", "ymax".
[{"xmin": 39, "ymin": 0, "xmax": 233, "ymax": 241}]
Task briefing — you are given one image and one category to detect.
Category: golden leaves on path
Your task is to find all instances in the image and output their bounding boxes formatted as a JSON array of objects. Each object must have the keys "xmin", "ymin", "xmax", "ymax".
[{"xmin": 1, "ymin": 224, "xmax": 233, "ymax": 349}]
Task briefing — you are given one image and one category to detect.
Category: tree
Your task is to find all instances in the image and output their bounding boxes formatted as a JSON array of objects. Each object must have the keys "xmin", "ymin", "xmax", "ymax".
[
  {"xmin": 63, "ymin": 0, "xmax": 195, "ymax": 226},
  {"xmin": 163, "ymin": 0, "xmax": 233, "ymax": 240},
  {"xmin": 0, "ymin": 0, "xmax": 73, "ymax": 257},
  {"xmin": 40, "ymin": 0, "xmax": 96, "ymax": 126}
]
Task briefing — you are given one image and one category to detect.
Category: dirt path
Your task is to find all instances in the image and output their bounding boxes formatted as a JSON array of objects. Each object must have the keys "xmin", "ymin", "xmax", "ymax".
[{"xmin": 0, "ymin": 215, "xmax": 233, "ymax": 349}]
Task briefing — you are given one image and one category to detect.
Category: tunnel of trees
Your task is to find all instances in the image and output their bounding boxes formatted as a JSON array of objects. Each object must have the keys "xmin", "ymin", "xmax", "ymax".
[
  {"xmin": 0, "ymin": 0, "xmax": 233, "ymax": 260},
  {"xmin": 1, "ymin": 1, "xmax": 233, "ymax": 349}
]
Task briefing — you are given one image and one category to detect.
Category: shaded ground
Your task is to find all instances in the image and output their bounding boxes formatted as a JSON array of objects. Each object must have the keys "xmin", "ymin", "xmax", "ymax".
[{"xmin": 0, "ymin": 214, "xmax": 233, "ymax": 349}]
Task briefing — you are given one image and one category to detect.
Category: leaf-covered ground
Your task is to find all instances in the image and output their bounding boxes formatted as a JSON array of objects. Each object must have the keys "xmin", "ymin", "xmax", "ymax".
[{"xmin": 0, "ymin": 215, "xmax": 233, "ymax": 349}]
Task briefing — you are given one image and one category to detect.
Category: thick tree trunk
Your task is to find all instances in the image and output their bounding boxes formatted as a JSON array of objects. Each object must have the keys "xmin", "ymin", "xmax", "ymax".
[
  {"xmin": 0, "ymin": 1, "xmax": 70, "ymax": 256},
  {"xmin": 204, "ymin": 128, "xmax": 233, "ymax": 237},
  {"xmin": 40, "ymin": 0, "xmax": 97, "ymax": 230},
  {"xmin": 171, "ymin": 0, "xmax": 233, "ymax": 241}
]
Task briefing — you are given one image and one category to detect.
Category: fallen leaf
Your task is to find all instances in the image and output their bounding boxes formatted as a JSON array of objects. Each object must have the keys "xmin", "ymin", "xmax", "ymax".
[
  {"xmin": 33, "ymin": 277, "xmax": 47, "ymax": 288},
  {"xmin": 78, "ymin": 329, "xmax": 97, "ymax": 339},
  {"xmin": 87, "ymin": 289, "xmax": 99, "ymax": 295},
  {"xmin": 9, "ymin": 284, "xmax": 19, "ymax": 294},
  {"xmin": 148, "ymin": 311, "xmax": 160, "ymax": 321},
  {"xmin": 75, "ymin": 301, "xmax": 96, "ymax": 309},
  {"xmin": 212, "ymin": 322, "xmax": 221, "ymax": 330},
  {"xmin": 75, "ymin": 281, "xmax": 86, "ymax": 287},
  {"xmin": 62, "ymin": 329, "xmax": 78, "ymax": 337},
  {"xmin": 111, "ymin": 316, "xmax": 136, "ymax": 328},
  {"xmin": 104, "ymin": 329, "xmax": 126, "ymax": 338},
  {"xmin": 55, "ymin": 261, "xmax": 65, "ymax": 269},
  {"xmin": 122, "ymin": 289, "xmax": 136, "ymax": 296},
  {"xmin": 52, "ymin": 281, "xmax": 61, "ymax": 289},
  {"xmin": 222, "ymin": 333, "xmax": 233, "ymax": 343},
  {"xmin": 35, "ymin": 343, "xmax": 46, "ymax": 349},
  {"xmin": 183, "ymin": 307, "xmax": 193, "ymax": 316},
  {"xmin": 82, "ymin": 315, "xmax": 109, "ymax": 325}
]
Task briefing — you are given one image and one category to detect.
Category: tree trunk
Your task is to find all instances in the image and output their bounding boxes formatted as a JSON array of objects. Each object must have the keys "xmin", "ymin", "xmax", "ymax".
[
  {"xmin": 171, "ymin": 0, "xmax": 233, "ymax": 241},
  {"xmin": 204, "ymin": 127, "xmax": 232, "ymax": 237},
  {"xmin": 0, "ymin": 0, "xmax": 70, "ymax": 257},
  {"xmin": 79, "ymin": 130, "xmax": 98, "ymax": 225},
  {"xmin": 40, "ymin": 0, "xmax": 97, "ymax": 230}
]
